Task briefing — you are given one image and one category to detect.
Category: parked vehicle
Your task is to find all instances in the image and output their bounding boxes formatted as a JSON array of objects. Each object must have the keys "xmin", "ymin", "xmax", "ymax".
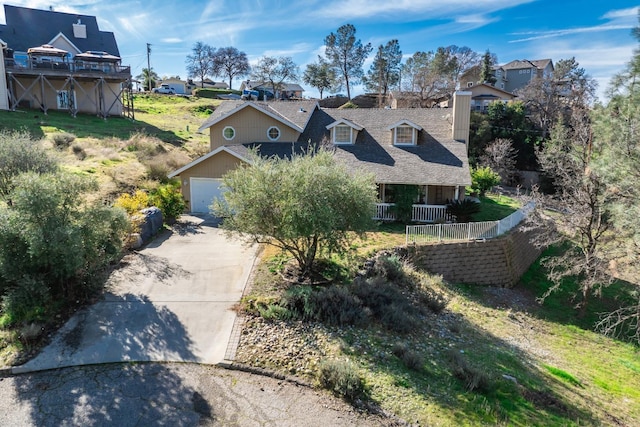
[{"xmin": 152, "ymin": 84, "xmax": 175, "ymax": 94}]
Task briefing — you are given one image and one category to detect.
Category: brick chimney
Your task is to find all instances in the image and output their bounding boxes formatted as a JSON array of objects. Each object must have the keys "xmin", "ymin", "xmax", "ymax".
[{"xmin": 451, "ymin": 91, "xmax": 471, "ymax": 146}]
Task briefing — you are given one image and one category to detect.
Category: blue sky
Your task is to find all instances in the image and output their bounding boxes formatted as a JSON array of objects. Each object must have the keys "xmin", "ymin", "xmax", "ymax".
[{"xmin": 3, "ymin": 1, "xmax": 639, "ymax": 100}]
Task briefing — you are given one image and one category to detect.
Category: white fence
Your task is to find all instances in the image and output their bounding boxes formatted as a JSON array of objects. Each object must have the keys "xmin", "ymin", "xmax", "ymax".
[
  {"xmin": 406, "ymin": 202, "xmax": 534, "ymax": 245},
  {"xmin": 374, "ymin": 203, "xmax": 448, "ymax": 223}
]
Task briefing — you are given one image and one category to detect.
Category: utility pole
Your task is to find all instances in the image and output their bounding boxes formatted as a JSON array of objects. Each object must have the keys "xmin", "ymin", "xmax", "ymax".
[{"xmin": 146, "ymin": 43, "xmax": 152, "ymax": 91}]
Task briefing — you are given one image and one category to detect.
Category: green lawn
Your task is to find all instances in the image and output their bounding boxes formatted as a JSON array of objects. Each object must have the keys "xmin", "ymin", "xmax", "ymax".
[{"xmin": 473, "ymin": 192, "xmax": 521, "ymax": 222}]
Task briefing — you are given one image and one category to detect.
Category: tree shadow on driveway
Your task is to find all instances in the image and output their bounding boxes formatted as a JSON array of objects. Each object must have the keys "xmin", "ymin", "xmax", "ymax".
[{"xmin": 14, "ymin": 292, "xmax": 200, "ymax": 373}]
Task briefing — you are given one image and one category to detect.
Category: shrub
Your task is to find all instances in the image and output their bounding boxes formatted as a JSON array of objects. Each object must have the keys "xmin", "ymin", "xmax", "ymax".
[
  {"xmin": 51, "ymin": 132, "xmax": 76, "ymax": 149},
  {"xmin": 317, "ymin": 359, "xmax": 366, "ymax": 402},
  {"xmin": 114, "ymin": 190, "xmax": 150, "ymax": 215},
  {"xmin": 471, "ymin": 166, "xmax": 501, "ymax": 197},
  {"xmin": 258, "ymin": 304, "xmax": 292, "ymax": 321},
  {"xmin": 310, "ymin": 285, "xmax": 369, "ymax": 327},
  {"xmin": 390, "ymin": 185, "xmax": 419, "ymax": 224},
  {"xmin": 149, "ymin": 181, "xmax": 186, "ymax": 223},
  {"xmin": 446, "ymin": 199, "xmax": 481, "ymax": 223},
  {"xmin": 448, "ymin": 350, "xmax": 491, "ymax": 393},
  {"xmin": 418, "ymin": 288, "xmax": 448, "ymax": 313},
  {"xmin": 0, "ymin": 173, "xmax": 128, "ymax": 323},
  {"xmin": 1, "ymin": 277, "xmax": 51, "ymax": 325},
  {"xmin": 392, "ymin": 342, "xmax": 424, "ymax": 371},
  {"xmin": 72, "ymin": 144, "xmax": 87, "ymax": 160}
]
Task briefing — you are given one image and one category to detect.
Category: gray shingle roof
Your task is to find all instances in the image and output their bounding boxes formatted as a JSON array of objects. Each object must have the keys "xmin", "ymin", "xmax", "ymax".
[
  {"xmin": 222, "ymin": 105, "xmax": 471, "ymax": 187},
  {"xmin": 198, "ymin": 100, "xmax": 318, "ymax": 133},
  {"xmin": 0, "ymin": 5, "xmax": 120, "ymax": 56}
]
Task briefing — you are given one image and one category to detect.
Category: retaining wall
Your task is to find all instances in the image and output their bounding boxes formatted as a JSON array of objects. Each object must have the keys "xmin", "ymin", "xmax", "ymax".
[{"xmin": 406, "ymin": 227, "xmax": 542, "ymax": 287}]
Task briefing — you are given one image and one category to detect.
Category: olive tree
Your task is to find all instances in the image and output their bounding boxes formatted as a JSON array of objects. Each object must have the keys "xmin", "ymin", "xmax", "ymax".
[{"xmin": 214, "ymin": 149, "xmax": 377, "ymax": 277}]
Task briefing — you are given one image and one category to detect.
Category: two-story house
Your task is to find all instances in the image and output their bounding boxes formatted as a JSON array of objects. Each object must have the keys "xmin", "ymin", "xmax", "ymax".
[
  {"xmin": 168, "ymin": 92, "xmax": 473, "ymax": 222},
  {"xmin": 0, "ymin": 5, "xmax": 132, "ymax": 117},
  {"xmin": 460, "ymin": 59, "xmax": 554, "ymax": 94}
]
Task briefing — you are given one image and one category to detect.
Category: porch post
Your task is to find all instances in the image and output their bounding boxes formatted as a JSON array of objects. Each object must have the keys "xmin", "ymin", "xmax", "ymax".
[{"xmin": 454, "ymin": 185, "xmax": 460, "ymax": 200}]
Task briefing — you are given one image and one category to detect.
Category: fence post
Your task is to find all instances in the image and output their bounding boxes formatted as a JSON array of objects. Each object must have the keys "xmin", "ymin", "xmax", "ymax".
[
  {"xmin": 438, "ymin": 223, "xmax": 442, "ymax": 242},
  {"xmin": 496, "ymin": 220, "xmax": 502, "ymax": 236},
  {"xmin": 468, "ymin": 223, "xmax": 472, "ymax": 240}
]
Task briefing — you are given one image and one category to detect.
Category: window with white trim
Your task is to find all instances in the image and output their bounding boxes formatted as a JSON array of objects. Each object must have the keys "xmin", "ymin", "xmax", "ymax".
[
  {"xmin": 333, "ymin": 124, "xmax": 352, "ymax": 144},
  {"xmin": 267, "ymin": 126, "xmax": 280, "ymax": 141},
  {"xmin": 394, "ymin": 125, "xmax": 415, "ymax": 145},
  {"xmin": 223, "ymin": 126, "xmax": 235, "ymax": 140}
]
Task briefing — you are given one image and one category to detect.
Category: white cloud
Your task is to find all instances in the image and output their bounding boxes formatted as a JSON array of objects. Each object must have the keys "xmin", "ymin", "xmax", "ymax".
[
  {"xmin": 161, "ymin": 38, "xmax": 183, "ymax": 44},
  {"xmin": 602, "ymin": 6, "xmax": 639, "ymax": 20},
  {"xmin": 312, "ymin": 0, "xmax": 536, "ymax": 20},
  {"xmin": 509, "ymin": 24, "xmax": 632, "ymax": 43}
]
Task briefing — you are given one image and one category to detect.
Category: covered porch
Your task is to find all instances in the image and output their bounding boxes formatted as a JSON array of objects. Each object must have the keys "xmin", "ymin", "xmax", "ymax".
[{"xmin": 374, "ymin": 183, "xmax": 463, "ymax": 223}]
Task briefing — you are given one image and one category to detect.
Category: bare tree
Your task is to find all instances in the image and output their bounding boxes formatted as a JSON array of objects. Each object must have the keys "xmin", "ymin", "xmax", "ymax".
[
  {"xmin": 186, "ymin": 42, "xmax": 215, "ymax": 88},
  {"xmin": 212, "ymin": 47, "xmax": 250, "ymax": 90},
  {"xmin": 401, "ymin": 48, "xmax": 456, "ymax": 106},
  {"xmin": 251, "ymin": 56, "xmax": 299, "ymax": 98},
  {"xmin": 480, "ymin": 138, "xmax": 518, "ymax": 186},
  {"xmin": 446, "ymin": 45, "xmax": 481, "ymax": 84},
  {"xmin": 518, "ymin": 57, "xmax": 596, "ymax": 138},
  {"xmin": 529, "ymin": 106, "xmax": 617, "ymax": 314},
  {"xmin": 324, "ymin": 24, "xmax": 372, "ymax": 99}
]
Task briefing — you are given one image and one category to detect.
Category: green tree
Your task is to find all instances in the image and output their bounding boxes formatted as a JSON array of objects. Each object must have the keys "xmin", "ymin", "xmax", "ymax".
[
  {"xmin": 136, "ymin": 67, "xmax": 160, "ymax": 91},
  {"xmin": 303, "ymin": 56, "xmax": 338, "ymax": 99},
  {"xmin": 251, "ymin": 56, "xmax": 299, "ymax": 98},
  {"xmin": 590, "ymin": 14, "xmax": 640, "ymax": 343},
  {"xmin": 363, "ymin": 39, "xmax": 402, "ymax": 105},
  {"xmin": 324, "ymin": 24, "xmax": 373, "ymax": 99},
  {"xmin": 0, "ymin": 130, "xmax": 57, "ymax": 201},
  {"xmin": 214, "ymin": 149, "xmax": 377, "ymax": 277},
  {"xmin": 186, "ymin": 42, "xmax": 215, "ymax": 88},
  {"xmin": 471, "ymin": 166, "xmax": 500, "ymax": 197},
  {"xmin": 480, "ymin": 50, "xmax": 497, "ymax": 85}
]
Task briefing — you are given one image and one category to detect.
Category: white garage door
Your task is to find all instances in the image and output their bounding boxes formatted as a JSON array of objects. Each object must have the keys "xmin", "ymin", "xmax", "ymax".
[{"xmin": 190, "ymin": 178, "xmax": 224, "ymax": 213}]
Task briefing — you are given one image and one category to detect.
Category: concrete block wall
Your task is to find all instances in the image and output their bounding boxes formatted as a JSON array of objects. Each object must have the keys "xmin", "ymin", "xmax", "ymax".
[{"xmin": 406, "ymin": 228, "xmax": 542, "ymax": 287}]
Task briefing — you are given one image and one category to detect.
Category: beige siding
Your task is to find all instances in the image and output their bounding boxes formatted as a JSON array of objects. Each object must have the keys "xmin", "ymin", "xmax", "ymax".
[
  {"xmin": 175, "ymin": 151, "xmax": 246, "ymax": 211},
  {"xmin": 209, "ymin": 107, "xmax": 300, "ymax": 150}
]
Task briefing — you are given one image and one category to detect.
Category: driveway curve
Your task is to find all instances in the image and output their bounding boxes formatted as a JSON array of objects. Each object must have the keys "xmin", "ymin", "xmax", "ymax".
[{"xmin": 13, "ymin": 215, "xmax": 258, "ymax": 374}]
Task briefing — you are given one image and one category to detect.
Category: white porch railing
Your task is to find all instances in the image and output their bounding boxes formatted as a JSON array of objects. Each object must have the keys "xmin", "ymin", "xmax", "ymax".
[
  {"xmin": 406, "ymin": 201, "xmax": 534, "ymax": 245},
  {"xmin": 374, "ymin": 203, "xmax": 448, "ymax": 223}
]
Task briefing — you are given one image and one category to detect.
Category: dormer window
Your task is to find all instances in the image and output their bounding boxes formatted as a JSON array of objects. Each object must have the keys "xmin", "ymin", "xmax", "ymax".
[
  {"xmin": 326, "ymin": 119, "xmax": 363, "ymax": 145},
  {"xmin": 387, "ymin": 120, "xmax": 422, "ymax": 146},
  {"xmin": 334, "ymin": 124, "xmax": 352, "ymax": 144}
]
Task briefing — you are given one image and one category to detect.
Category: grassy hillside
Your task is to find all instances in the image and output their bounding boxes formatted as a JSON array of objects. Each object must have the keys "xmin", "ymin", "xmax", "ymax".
[
  {"xmin": 237, "ymin": 239, "xmax": 640, "ymax": 426},
  {"xmin": 0, "ymin": 94, "xmax": 219, "ymax": 201}
]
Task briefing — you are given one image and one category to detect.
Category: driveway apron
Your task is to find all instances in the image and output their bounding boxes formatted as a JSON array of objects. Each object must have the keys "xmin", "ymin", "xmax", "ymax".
[{"xmin": 12, "ymin": 216, "xmax": 257, "ymax": 374}]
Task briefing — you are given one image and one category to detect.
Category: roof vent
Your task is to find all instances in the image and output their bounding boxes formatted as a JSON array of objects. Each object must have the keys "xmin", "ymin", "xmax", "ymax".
[
  {"xmin": 73, "ymin": 20, "xmax": 87, "ymax": 39},
  {"xmin": 299, "ymin": 108, "xmax": 306, "ymax": 113}
]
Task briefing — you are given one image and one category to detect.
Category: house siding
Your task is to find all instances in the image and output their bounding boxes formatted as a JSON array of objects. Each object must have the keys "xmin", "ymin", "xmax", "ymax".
[
  {"xmin": 175, "ymin": 151, "xmax": 246, "ymax": 211},
  {"xmin": 208, "ymin": 107, "xmax": 301, "ymax": 150},
  {"xmin": 504, "ymin": 68, "xmax": 534, "ymax": 93}
]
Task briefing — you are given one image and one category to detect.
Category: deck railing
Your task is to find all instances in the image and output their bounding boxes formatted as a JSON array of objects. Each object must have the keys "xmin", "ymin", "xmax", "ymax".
[
  {"xmin": 374, "ymin": 203, "xmax": 448, "ymax": 223},
  {"xmin": 406, "ymin": 201, "xmax": 534, "ymax": 244},
  {"xmin": 4, "ymin": 58, "xmax": 131, "ymax": 76}
]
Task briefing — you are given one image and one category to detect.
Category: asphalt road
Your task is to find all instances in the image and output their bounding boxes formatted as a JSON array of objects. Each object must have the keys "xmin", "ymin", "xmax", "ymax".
[{"xmin": 0, "ymin": 363, "xmax": 394, "ymax": 426}]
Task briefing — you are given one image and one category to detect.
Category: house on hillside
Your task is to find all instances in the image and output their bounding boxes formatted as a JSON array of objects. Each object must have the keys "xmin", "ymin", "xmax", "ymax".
[
  {"xmin": 460, "ymin": 59, "xmax": 554, "ymax": 94},
  {"xmin": 0, "ymin": 4, "xmax": 132, "ymax": 117},
  {"xmin": 168, "ymin": 92, "xmax": 473, "ymax": 222},
  {"xmin": 468, "ymin": 84, "xmax": 517, "ymax": 112},
  {"xmin": 240, "ymin": 80, "xmax": 304, "ymax": 99},
  {"xmin": 158, "ymin": 78, "xmax": 188, "ymax": 94}
]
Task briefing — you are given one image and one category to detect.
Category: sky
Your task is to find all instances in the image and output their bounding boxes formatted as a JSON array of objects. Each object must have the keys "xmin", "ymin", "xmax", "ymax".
[{"xmin": 3, "ymin": 0, "xmax": 639, "ymax": 101}]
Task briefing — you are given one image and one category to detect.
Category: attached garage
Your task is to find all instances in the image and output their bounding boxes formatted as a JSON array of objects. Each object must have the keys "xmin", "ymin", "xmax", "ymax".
[
  {"xmin": 168, "ymin": 146, "xmax": 249, "ymax": 213},
  {"xmin": 190, "ymin": 178, "xmax": 224, "ymax": 213}
]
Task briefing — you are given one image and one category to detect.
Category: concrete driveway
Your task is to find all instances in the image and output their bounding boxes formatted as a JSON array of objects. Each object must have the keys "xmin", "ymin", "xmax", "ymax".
[{"xmin": 12, "ymin": 215, "xmax": 258, "ymax": 374}]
